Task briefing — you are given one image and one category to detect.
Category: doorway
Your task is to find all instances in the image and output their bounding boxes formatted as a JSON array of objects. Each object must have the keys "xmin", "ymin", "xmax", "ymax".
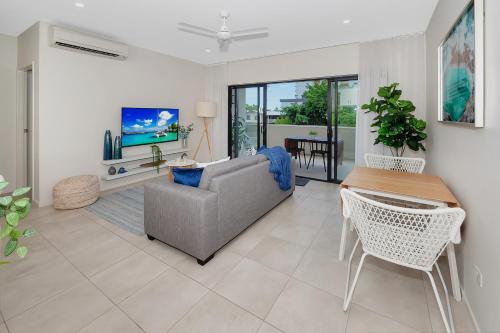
[
  {"xmin": 228, "ymin": 75, "xmax": 358, "ymax": 183},
  {"xmin": 17, "ymin": 68, "xmax": 33, "ymax": 194}
]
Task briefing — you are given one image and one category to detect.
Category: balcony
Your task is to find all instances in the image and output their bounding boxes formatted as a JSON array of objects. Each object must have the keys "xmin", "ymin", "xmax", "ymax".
[{"xmin": 242, "ymin": 124, "xmax": 355, "ymax": 181}]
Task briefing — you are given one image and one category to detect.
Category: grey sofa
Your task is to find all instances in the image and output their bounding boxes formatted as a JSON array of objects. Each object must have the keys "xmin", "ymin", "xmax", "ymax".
[{"xmin": 144, "ymin": 155, "xmax": 295, "ymax": 265}]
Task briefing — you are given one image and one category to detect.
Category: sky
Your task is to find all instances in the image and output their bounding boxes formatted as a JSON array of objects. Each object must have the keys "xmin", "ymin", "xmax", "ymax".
[
  {"xmin": 245, "ymin": 82, "xmax": 303, "ymax": 110},
  {"xmin": 122, "ymin": 108, "xmax": 179, "ymax": 133}
]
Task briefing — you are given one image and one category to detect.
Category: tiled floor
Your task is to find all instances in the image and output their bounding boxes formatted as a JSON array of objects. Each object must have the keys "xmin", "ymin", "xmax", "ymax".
[{"xmin": 0, "ymin": 181, "xmax": 476, "ymax": 333}]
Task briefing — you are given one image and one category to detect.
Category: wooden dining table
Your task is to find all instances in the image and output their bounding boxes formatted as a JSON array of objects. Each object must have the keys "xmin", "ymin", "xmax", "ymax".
[{"xmin": 338, "ymin": 166, "xmax": 463, "ymax": 302}]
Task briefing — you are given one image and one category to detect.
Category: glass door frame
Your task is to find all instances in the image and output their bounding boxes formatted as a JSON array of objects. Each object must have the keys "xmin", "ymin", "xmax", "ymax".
[
  {"xmin": 327, "ymin": 75, "xmax": 358, "ymax": 183},
  {"xmin": 228, "ymin": 84, "xmax": 267, "ymax": 158},
  {"xmin": 228, "ymin": 74, "xmax": 358, "ymax": 183}
]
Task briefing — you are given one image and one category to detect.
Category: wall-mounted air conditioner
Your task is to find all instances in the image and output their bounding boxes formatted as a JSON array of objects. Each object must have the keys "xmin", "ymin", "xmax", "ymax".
[{"xmin": 50, "ymin": 26, "xmax": 128, "ymax": 60}]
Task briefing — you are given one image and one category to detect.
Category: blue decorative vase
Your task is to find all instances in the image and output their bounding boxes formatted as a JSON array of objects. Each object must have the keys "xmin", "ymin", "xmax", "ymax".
[
  {"xmin": 103, "ymin": 130, "xmax": 113, "ymax": 160},
  {"xmin": 113, "ymin": 136, "xmax": 122, "ymax": 160}
]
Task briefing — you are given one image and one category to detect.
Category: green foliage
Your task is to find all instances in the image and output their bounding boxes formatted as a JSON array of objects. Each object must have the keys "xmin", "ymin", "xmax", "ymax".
[
  {"xmin": 279, "ymin": 81, "xmax": 327, "ymax": 125},
  {"xmin": 361, "ymin": 83, "xmax": 427, "ymax": 157},
  {"xmin": 302, "ymin": 81, "xmax": 328, "ymax": 125},
  {"xmin": 0, "ymin": 181, "xmax": 35, "ymax": 265},
  {"xmin": 337, "ymin": 106, "xmax": 357, "ymax": 127},
  {"xmin": 150, "ymin": 145, "xmax": 163, "ymax": 174},
  {"xmin": 232, "ymin": 117, "xmax": 250, "ymax": 153},
  {"xmin": 274, "ymin": 117, "xmax": 292, "ymax": 125},
  {"xmin": 308, "ymin": 130, "xmax": 319, "ymax": 136},
  {"xmin": 178, "ymin": 123, "xmax": 194, "ymax": 139},
  {"xmin": 245, "ymin": 104, "xmax": 258, "ymax": 112},
  {"xmin": 276, "ymin": 81, "xmax": 357, "ymax": 128}
]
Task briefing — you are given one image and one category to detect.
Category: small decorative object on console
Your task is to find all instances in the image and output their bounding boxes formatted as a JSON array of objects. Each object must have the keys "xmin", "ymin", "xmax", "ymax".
[
  {"xmin": 108, "ymin": 166, "xmax": 116, "ymax": 175},
  {"xmin": 113, "ymin": 136, "xmax": 122, "ymax": 159},
  {"xmin": 118, "ymin": 167, "xmax": 127, "ymax": 174},
  {"xmin": 103, "ymin": 130, "xmax": 113, "ymax": 160},
  {"xmin": 179, "ymin": 123, "xmax": 194, "ymax": 148},
  {"xmin": 151, "ymin": 145, "xmax": 163, "ymax": 174}
]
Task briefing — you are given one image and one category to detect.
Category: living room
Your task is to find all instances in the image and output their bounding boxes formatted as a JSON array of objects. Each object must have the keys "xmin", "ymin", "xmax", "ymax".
[{"xmin": 0, "ymin": 0, "xmax": 498, "ymax": 332}]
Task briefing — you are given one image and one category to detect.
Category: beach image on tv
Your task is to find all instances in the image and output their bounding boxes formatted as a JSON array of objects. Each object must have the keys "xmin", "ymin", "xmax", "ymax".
[{"xmin": 122, "ymin": 107, "xmax": 179, "ymax": 147}]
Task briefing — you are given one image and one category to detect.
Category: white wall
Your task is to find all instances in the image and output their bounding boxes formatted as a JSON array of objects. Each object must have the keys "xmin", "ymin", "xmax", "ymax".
[
  {"xmin": 426, "ymin": 1, "xmax": 500, "ymax": 331},
  {"xmin": 226, "ymin": 43, "xmax": 359, "ymax": 85},
  {"xmin": 206, "ymin": 43, "xmax": 360, "ymax": 158},
  {"xmin": 34, "ymin": 22, "xmax": 207, "ymax": 206},
  {"xmin": 0, "ymin": 34, "xmax": 17, "ymax": 192}
]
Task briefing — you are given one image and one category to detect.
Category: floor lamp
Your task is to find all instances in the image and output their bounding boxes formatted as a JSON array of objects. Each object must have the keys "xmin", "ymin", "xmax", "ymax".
[{"xmin": 193, "ymin": 101, "xmax": 217, "ymax": 161}]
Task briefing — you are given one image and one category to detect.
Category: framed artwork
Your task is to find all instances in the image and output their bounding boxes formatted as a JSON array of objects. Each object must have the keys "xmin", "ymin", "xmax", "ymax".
[{"xmin": 438, "ymin": 0, "xmax": 484, "ymax": 127}]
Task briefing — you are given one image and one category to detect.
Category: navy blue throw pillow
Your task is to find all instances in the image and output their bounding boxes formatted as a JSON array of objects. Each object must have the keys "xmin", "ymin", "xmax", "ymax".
[{"xmin": 172, "ymin": 167, "xmax": 204, "ymax": 187}]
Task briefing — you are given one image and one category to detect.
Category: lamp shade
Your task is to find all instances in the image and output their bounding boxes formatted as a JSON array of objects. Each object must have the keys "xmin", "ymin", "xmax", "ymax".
[{"xmin": 196, "ymin": 101, "xmax": 217, "ymax": 118}]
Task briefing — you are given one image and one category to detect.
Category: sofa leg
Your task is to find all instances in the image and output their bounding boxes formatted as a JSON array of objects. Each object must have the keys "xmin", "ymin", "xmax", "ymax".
[
  {"xmin": 197, "ymin": 254, "xmax": 214, "ymax": 266},
  {"xmin": 147, "ymin": 234, "xmax": 155, "ymax": 241}
]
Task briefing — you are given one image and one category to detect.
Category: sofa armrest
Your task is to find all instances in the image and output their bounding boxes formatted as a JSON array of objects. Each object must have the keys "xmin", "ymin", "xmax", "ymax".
[{"xmin": 144, "ymin": 180, "xmax": 218, "ymax": 261}]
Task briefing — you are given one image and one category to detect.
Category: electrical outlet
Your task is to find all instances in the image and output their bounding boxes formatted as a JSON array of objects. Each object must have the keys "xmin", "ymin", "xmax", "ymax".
[{"xmin": 474, "ymin": 265, "xmax": 483, "ymax": 288}]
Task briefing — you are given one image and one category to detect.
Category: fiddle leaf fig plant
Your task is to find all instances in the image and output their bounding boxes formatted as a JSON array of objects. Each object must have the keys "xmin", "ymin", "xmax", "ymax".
[
  {"xmin": 362, "ymin": 83, "xmax": 427, "ymax": 157},
  {"xmin": 0, "ymin": 180, "xmax": 35, "ymax": 266}
]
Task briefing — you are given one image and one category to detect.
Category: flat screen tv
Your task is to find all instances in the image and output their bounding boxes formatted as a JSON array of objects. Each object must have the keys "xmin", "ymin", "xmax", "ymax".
[{"xmin": 121, "ymin": 107, "xmax": 179, "ymax": 148}]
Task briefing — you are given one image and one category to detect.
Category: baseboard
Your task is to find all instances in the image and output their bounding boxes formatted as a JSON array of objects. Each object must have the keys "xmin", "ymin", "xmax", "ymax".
[{"xmin": 461, "ymin": 287, "xmax": 481, "ymax": 333}]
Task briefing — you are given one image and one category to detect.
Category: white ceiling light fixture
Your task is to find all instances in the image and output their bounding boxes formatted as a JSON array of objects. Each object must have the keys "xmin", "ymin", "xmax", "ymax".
[
  {"xmin": 74, "ymin": 2, "xmax": 85, "ymax": 8},
  {"xmin": 205, "ymin": 49, "xmax": 211, "ymax": 53},
  {"xmin": 343, "ymin": 19, "xmax": 351, "ymax": 24},
  {"xmin": 178, "ymin": 11, "xmax": 269, "ymax": 52}
]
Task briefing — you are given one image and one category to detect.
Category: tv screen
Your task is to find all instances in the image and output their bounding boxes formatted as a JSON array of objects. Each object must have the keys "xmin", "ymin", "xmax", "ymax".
[{"xmin": 121, "ymin": 107, "xmax": 179, "ymax": 147}]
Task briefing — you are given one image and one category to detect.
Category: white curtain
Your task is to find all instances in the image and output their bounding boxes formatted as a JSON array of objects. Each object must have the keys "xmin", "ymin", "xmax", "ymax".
[
  {"xmin": 356, "ymin": 33, "xmax": 426, "ymax": 165},
  {"xmin": 204, "ymin": 63, "xmax": 229, "ymax": 160}
]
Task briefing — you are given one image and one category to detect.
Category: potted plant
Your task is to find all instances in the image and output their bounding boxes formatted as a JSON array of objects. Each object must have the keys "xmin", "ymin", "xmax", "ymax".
[
  {"xmin": 0, "ymin": 178, "xmax": 35, "ymax": 265},
  {"xmin": 308, "ymin": 130, "xmax": 319, "ymax": 137},
  {"xmin": 178, "ymin": 123, "xmax": 194, "ymax": 148},
  {"xmin": 362, "ymin": 83, "xmax": 427, "ymax": 157},
  {"xmin": 150, "ymin": 145, "xmax": 163, "ymax": 174}
]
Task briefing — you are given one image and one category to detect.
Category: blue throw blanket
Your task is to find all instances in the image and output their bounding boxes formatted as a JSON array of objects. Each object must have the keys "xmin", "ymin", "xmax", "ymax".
[{"xmin": 257, "ymin": 146, "xmax": 292, "ymax": 191}]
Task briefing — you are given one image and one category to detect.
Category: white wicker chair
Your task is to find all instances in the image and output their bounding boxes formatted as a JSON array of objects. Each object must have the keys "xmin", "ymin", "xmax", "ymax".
[
  {"xmin": 365, "ymin": 153, "xmax": 426, "ymax": 173},
  {"xmin": 340, "ymin": 189, "xmax": 465, "ymax": 333}
]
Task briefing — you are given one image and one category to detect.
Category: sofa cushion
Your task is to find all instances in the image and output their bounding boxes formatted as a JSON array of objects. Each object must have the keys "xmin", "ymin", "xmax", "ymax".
[
  {"xmin": 198, "ymin": 155, "xmax": 266, "ymax": 190},
  {"xmin": 173, "ymin": 167, "xmax": 204, "ymax": 187}
]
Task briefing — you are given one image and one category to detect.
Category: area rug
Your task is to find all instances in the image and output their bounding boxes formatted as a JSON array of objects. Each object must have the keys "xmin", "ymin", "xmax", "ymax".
[
  {"xmin": 85, "ymin": 186, "xmax": 145, "ymax": 235},
  {"xmin": 295, "ymin": 176, "xmax": 310, "ymax": 186}
]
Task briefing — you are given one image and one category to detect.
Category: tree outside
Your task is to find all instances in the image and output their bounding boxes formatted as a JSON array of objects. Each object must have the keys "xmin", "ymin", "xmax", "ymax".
[{"xmin": 275, "ymin": 80, "xmax": 357, "ymax": 127}]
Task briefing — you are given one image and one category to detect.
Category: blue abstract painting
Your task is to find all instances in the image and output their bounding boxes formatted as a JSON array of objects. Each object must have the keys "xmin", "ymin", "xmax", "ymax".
[{"xmin": 441, "ymin": 2, "xmax": 475, "ymax": 123}]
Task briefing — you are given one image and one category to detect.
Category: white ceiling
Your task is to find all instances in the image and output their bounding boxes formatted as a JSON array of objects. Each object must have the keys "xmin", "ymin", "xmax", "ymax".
[{"xmin": 0, "ymin": 0, "xmax": 438, "ymax": 65}]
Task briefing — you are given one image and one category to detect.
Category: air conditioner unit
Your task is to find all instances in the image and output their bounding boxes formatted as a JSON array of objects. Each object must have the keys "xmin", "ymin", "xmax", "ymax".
[{"xmin": 50, "ymin": 26, "xmax": 128, "ymax": 60}]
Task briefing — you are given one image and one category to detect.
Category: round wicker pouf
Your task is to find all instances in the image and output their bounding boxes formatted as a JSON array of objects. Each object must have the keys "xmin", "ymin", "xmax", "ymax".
[{"xmin": 53, "ymin": 175, "xmax": 100, "ymax": 210}]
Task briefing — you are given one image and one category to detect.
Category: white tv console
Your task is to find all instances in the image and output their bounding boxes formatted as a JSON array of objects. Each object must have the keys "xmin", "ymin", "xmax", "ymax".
[{"xmin": 101, "ymin": 147, "xmax": 190, "ymax": 181}]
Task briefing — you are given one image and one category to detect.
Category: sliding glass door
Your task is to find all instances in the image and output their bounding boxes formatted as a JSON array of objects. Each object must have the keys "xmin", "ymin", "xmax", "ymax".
[
  {"xmin": 229, "ymin": 75, "xmax": 357, "ymax": 182},
  {"xmin": 330, "ymin": 78, "xmax": 358, "ymax": 182},
  {"xmin": 229, "ymin": 85, "xmax": 265, "ymax": 157}
]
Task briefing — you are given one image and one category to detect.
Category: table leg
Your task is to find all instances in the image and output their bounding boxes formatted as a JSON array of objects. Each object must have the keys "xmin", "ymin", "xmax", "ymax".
[
  {"xmin": 339, "ymin": 216, "xmax": 349, "ymax": 261},
  {"xmin": 447, "ymin": 243, "xmax": 462, "ymax": 302}
]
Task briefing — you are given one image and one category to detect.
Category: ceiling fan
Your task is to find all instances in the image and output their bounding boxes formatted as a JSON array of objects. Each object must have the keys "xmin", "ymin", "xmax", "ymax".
[{"xmin": 178, "ymin": 11, "xmax": 269, "ymax": 52}]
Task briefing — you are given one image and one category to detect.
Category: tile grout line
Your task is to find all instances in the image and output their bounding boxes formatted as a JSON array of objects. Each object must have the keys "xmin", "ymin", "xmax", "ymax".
[
  {"xmin": 8, "ymin": 183, "xmax": 343, "ymax": 332},
  {"xmin": 76, "ymin": 306, "xmax": 146, "ymax": 333},
  {"xmin": 11, "ymin": 210, "xmax": 145, "ymax": 332},
  {"xmin": 257, "ymin": 208, "xmax": 327, "ymax": 330}
]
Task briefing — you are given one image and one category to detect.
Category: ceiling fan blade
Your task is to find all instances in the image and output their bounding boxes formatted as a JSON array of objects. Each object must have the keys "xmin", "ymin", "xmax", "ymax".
[
  {"xmin": 232, "ymin": 27, "xmax": 268, "ymax": 35},
  {"xmin": 232, "ymin": 31, "xmax": 269, "ymax": 41},
  {"xmin": 178, "ymin": 27, "xmax": 217, "ymax": 39},
  {"xmin": 178, "ymin": 22, "xmax": 217, "ymax": 34}
]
